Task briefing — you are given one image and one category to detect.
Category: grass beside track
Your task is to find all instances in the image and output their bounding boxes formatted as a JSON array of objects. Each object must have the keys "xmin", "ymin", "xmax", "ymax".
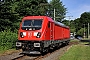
[
  {"xmin": 60, "ymin": 41, "xmax": 90, "ymax": 60},
  {"xmin": 0, "ymin": 49, "xmax": 21, "ymax": 56}
]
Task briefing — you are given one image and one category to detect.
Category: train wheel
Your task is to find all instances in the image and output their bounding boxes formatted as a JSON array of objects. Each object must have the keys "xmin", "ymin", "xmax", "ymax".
[
  {"xmin": 49, "ymin": 45, "xmax": 54, "ymax": 53},
  {"xmin": 67, "ymin": 41, "xmax": 70, "ymax": 45},
  {"xmin": 65, "ymin": 41, "xmax": 69, "ymax": 45},
  {"xmin": 41, "ymin": 47, "xmax": 49, "ymax": 55}
]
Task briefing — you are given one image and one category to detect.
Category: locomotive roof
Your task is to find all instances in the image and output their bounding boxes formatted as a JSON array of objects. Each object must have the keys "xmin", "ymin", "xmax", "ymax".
[
  {"xmin": 54, "ymin": 21, "xmax": 69, "ymax": 28},
  {"xmin": 47, "ymin": 16, "xmax": 69, "ymax": 28},
  {"xmin": 22, "ymin": 16, "xmax": 49, "ymax": 20}
]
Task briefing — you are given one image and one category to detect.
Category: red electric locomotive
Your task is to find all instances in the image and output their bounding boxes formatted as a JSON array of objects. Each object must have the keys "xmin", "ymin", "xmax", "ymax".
[{"xmin": 16, "ymin": 16, "xmax": 70, "ymax": 54}]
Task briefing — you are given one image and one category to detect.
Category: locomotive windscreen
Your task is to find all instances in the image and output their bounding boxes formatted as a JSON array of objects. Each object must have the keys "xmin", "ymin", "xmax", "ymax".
[{"xmin": 22, "ymin": 19, "xmax": 42, "ymax": 30}]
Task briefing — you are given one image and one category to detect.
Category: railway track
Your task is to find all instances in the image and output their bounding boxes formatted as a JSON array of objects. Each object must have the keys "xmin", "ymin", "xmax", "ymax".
[
  {"xmin": 11, "ymin": 54, "xmax": 42, "ymax": 60},
  {"xmin": 0, "ymin": 41, "xmax": 79, "ymax": 60}
]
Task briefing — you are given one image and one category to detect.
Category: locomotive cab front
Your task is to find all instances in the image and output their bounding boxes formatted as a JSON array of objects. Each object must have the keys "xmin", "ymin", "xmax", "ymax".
[
  {"xmin": 16, "ymin": 16, "xmax": 49, "ymax": 54},
  {"xmin": 20, "ymin": 19, "xmax": 42, "ymax": 38}
]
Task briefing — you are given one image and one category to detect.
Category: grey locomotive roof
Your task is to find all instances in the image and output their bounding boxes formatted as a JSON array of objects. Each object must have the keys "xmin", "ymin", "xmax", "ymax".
[{"xmin": 54, "ymin": 21, "xmax": 69, "ymax": 28}]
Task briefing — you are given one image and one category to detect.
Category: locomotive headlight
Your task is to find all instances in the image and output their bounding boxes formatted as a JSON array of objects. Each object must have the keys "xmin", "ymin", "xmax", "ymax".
[
  {"xmin": 34, "ymin": 43, "xmax": 40, "ymax": 47},
  {"xmin": 20, "ymin": 32, "xmax": 26, "ymax": 38},
  {"xmin": 36, "ymin": 32, "xmax": 41, "ymax": 38},
  {"xmin": 23, "ymin": 32, "xmax": 26, "ymax": 36},
  {"xmin": 34, "ymin": 32, "xmax": 41, "ymax": 38},
  {"xmin": 16, "ymin": 42, "xmax": 22, "ymax": 47},
  {"xmin": 34, "ymin": 32, "xmax": 38, "ymax": 36}
]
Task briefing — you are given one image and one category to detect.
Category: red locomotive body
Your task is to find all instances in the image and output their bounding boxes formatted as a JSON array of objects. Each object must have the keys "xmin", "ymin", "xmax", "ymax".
[{"xmin": 16, "ymin": 16, "xmax": 70, "ymax": 54}]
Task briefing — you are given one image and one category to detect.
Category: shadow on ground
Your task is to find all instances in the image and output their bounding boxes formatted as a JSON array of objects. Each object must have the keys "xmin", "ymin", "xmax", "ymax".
[{"xmin": 80, "ymin": 39, "xmax": 90, "ymax": 45}]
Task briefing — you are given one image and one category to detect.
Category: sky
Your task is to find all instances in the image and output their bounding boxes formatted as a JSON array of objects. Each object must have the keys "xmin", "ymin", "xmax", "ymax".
[{"xmin": 48, "ymin": 0, "xmax": 90, "ymax": 20}]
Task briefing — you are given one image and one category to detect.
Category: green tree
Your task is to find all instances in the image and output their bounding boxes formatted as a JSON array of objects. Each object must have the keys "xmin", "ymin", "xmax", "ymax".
[
  {"xmin": 15, "ymin": 0, "xmax": 48, "ymax": 16},
  {"xmin": 80, "ymin": 12, "xmax": 90, "ymax": 23},
  {"xmin": 74, "ymin": 12, "xmax": 90, "ymax": 36},
  {"xmin": 62, "ymin": 20, "xmax": 69, "ymax": 26},
  {"xmin": 49, "ymin": 0, "xmax": 67, "ymax": 22},
  {"xmin": 70, "ymin": 20, "xmax": 76, "ymax": 33},
  {"xmin": 74, "ymin": 18, "xmax": 81, "ymax": 32},
  {"xmin": 77, "ymin": 28, "xmax": 84, "ymax": 36},
  {"xmin": 0, "ymin": 1, "xmax": 20, "ymax": 31}
]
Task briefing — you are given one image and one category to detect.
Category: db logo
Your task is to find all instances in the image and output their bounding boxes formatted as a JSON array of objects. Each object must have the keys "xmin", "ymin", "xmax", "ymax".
[{"xmin": 28, "ymin": 32, "xmax": 32, "ymax": 38}]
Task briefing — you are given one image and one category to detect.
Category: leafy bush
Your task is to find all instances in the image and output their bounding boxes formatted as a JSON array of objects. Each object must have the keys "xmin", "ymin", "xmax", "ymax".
[
  {"xmin": 0, "ymin": 30, "xmax": 17, "ymax": 51},
  {"xmin": 77, "ymin": 28, "xmax": 84, "ymax": 36}
]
